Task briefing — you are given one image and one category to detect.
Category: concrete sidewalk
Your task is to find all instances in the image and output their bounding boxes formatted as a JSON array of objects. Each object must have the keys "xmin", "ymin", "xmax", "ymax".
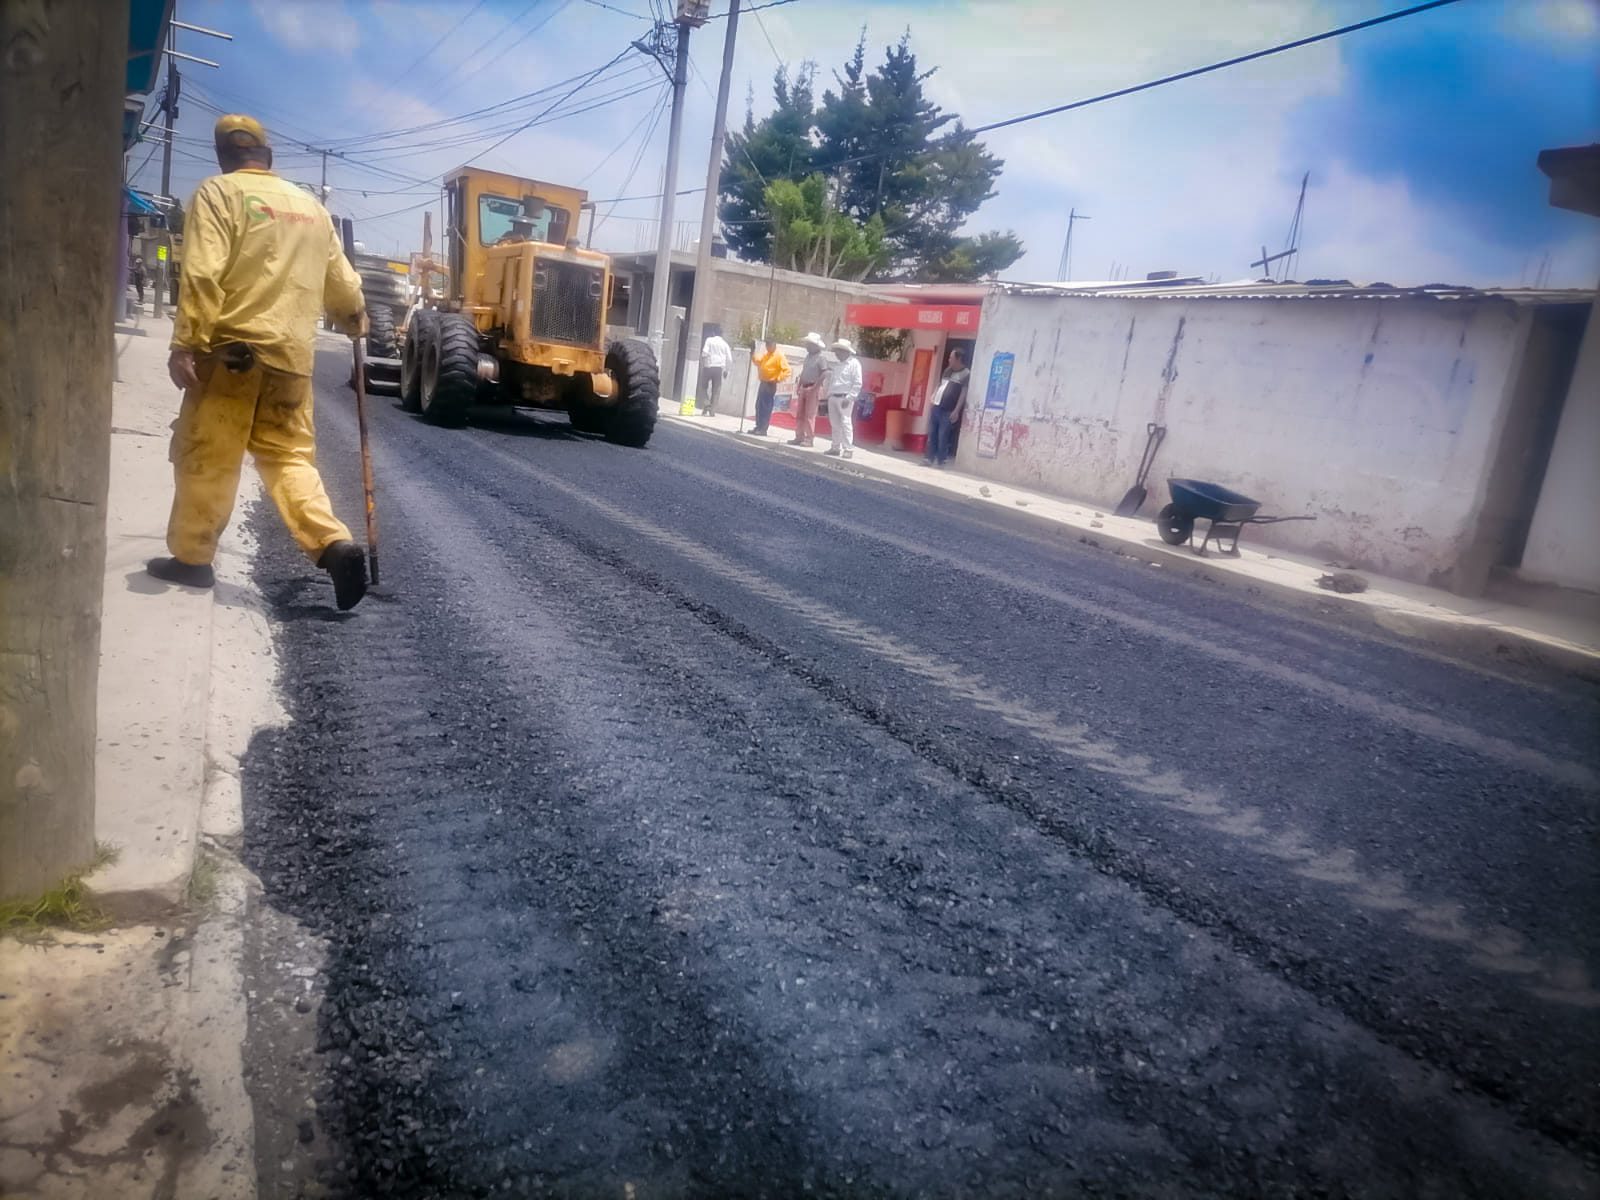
[
  {"xmin": 0, "ymin": 307, "xmax": 265, "ymax": 1198},
  {"xmin": 659, "ymin": 403, "xmax": 1600, "ymax": 676}
]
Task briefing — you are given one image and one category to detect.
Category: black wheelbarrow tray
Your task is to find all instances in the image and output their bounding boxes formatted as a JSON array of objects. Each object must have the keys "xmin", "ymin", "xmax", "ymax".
[{"xmin": 1156, "ymin": 478, "xmax": 1314, "ymax": 556}]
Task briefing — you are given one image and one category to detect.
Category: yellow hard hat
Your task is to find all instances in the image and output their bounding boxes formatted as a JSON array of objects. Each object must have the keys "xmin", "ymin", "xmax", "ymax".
[{"xmin": 213, "ymin": 114, "xmax": 269, "ymax": 151}]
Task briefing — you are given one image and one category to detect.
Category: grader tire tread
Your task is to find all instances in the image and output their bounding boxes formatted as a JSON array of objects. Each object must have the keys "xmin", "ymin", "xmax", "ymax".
[
  {"xmin": 366, "ymin": 304, "xmax": 398, "ymax": 360},
  {"xmin": 423, "ymin": 313, "xmax": 480, "ymax": 428},
  {"xmin": 604, "ymin": 338, "xmax": 660, "ymax": 448},
  {"xmin": 400, "ymin": 308, "xmax": 436, "ymax": 413}
]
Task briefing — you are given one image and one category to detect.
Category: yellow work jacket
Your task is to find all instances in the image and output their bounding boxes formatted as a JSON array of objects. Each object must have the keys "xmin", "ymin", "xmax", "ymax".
[
  {"xmin": 173, "ymin": 168, "xmax": 364, "ymax": 376},
  {"xmin": 755, "ymin": 348, "xmax": 792, "ymax": 384}
]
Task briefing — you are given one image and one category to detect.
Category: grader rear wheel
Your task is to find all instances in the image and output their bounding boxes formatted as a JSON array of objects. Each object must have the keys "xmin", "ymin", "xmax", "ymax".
[{"xmin": 420, "ymin": 313, "xmax": 479, "ymax": 428}]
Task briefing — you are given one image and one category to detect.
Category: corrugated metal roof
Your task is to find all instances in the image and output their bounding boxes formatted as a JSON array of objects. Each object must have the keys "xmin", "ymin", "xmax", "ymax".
[{"xmin": 996, "ymin": 278, "xmax": 1594, "ymax": 305}]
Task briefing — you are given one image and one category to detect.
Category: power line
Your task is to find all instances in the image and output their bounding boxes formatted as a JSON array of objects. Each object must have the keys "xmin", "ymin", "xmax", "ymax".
[
  {"xmin": 468, "ymin": 46, "xmax": 635, "ymax": 166},
  {"xmin": 582, "ymin": 0, "xmax": 649, "ymax": 16},
  {"xmin": 391, "ymin": 0, "xmax": 491, "ymax": 81},
  {"xmin": 580, "ymin": 82, "xmax": 670, "ymax": 183},
  {"xmin": 750, "ymin": 3, "xmax": 784, "ymax": 67},
  {"xmin": 322, "ymin": 58, "xmax": 650, "ymax": 151},
  {"xmin": 971, "ymin": 0, "xmax": 1469, "ymax": 136}
]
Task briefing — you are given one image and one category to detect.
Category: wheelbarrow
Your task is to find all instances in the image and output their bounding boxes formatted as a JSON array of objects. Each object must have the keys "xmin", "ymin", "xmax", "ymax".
[{"xmin": 1156, "ymin": 478, "xmax": 1314, "ymax": 556}]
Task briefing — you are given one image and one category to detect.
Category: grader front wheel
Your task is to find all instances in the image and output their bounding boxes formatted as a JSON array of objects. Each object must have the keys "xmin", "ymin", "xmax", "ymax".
[{"xmin": 602, "ymin": 339, "xmax": 660, "ymax": 448}]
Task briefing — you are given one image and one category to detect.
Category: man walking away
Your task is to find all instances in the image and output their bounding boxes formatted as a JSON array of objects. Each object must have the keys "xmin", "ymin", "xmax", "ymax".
[
  {"xmin": 149, "ymin": 114, "xmax": 370, "ymax": 610},
  {"xmin": 824, "ymin": 337, "xmax": 862, "ymax": 460},
  {"xmin": 130, "ymin": 253, "xmax": 146, "ymax": 305},
  {"xmin": 924, "ymin": 348, "xmax": 971, "ymax": 467},
  {"xmin": 789, "ymin": 332, "xmax": 827, "ymax": 446},
  {"xmin": 698, "ymin": 327, "xmax": 731, "ymax": 415},
  {"xmin": 749, "ymin": 336, "xmax": 791, "ymax": 436}
]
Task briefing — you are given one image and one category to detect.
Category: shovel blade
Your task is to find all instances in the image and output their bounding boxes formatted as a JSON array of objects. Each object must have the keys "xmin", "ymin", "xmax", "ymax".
[{"xmin": 1113, "ymin": 485, "xmax": 1147, "ymax": 517}]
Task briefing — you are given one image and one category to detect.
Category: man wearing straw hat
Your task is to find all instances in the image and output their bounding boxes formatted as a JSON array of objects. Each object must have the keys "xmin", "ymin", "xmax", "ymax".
[
  {"xmin": 823, "ymin": 337, "xmax": 861, "ymax": 460},
  {"xmin": 788, "ymin": 331, "xmax": 828, "ymax": 447}
]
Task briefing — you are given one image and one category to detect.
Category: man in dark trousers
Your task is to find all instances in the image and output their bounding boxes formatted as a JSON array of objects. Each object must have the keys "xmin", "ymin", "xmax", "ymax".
[{"xmin": 924, "ymin": 348, "xmax": 970, "ymax": 466}]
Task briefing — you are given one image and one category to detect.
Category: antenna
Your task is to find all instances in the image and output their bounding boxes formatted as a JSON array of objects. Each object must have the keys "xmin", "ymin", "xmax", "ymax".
[
  {"xmin": 1057, "ymin": 208, "xmax": 1092, "ymax": 281},
  {"xmin": 1252, "ymin": 171, "xmax": 1308, "ymax": 281}
]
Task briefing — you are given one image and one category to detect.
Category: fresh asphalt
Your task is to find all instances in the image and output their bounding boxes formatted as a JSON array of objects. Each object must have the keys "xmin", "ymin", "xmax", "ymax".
[{"xmin": 239, "ymin": 343, "xmax": 1600, "ymax": 1198}]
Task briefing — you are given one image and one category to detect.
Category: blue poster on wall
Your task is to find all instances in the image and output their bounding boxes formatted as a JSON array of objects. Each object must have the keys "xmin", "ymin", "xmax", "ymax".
[
  {"xmin": 977, "ymin": 351, "xmax": 1014, "ymax": 458},
  {"xmin": 985, "ymin": 353, "xmax": 1014, "ymax": 409}
]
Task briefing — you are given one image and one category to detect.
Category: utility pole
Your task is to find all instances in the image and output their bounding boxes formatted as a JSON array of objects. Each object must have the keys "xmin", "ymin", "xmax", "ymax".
[
  {"xmin": 320, "ymin": 149, "xmax": 331, "ymax": 202},
  {"xmin": 154, "ymin": 27, "xmax": 177, "ymax": 317},
  {"xmin": 683, "ymin": 0, "xmax": 739, "ymax": 379},
  {"xmin": 0, "ymin": 0, "xmax": 129, "ymax": 899},
  {"xmin": 149, "ymin": 15, "xmax": 228, "ymax": 317},
  {"xmin": 1057, "ymin": 207, "xmax": 1091, "ymax": 282},
  {"xmin": 637, "ymin": 1, "xmax": 709, "ymax": 383}
]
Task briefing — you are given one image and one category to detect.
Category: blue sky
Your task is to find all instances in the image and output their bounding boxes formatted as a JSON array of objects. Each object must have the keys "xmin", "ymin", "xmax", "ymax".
[{"xmin": 135, "ymin": 0, "xmax": 1600, "ymax": 287}]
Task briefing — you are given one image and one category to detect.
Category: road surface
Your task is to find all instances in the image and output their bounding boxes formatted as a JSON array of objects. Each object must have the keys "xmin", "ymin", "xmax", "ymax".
[{"xmin": 239, "ymin": 342, "xmax": 1600, "ymax": 1198}]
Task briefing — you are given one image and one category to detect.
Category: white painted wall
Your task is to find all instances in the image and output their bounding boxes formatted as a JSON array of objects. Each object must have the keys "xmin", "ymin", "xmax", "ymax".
[
  {"xmin": 955, "ymin": 291, "xmax": 1532, "ymax": 586},
  {"xmin": 1521, "ymin": 295, "xmax": 1600, "ymax": 593}
]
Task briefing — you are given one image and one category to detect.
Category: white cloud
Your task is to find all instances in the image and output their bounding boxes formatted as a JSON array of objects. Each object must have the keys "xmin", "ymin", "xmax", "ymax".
[
  {"xmin": 1506, "ymin": 0, "xmax": 1600, "ymax": 47},
  {"xmin": 252, "ymin": 0, "xmax": 360, "ymax": 56}
]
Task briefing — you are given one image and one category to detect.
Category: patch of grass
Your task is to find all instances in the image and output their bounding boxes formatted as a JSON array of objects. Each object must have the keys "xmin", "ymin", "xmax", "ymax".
[
  {"xmin": 0, "ymin": 843, "xmax": 119, "ymax": 936},
  {"xmin": 187, "ymin": 852, "xmax": 220, "ymax": 910}
]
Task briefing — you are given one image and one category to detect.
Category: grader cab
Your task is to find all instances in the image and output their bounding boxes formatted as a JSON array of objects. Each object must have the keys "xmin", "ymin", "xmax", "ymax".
[{"xmin": 398, "ymin": 166, "xmax": 659, "ymax": 446}]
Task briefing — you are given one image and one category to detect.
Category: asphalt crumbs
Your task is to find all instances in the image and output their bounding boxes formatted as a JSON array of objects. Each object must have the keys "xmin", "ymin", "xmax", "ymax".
[{"xmin": 237, "ymin": 345, "xmax": 1600, "ymax": 1198}]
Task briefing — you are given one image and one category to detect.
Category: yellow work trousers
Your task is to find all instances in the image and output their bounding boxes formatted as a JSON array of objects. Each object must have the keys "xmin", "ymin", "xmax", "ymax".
[{"xmin": 167, "ymin": 360, "xmax": 351, "ymax": 566}]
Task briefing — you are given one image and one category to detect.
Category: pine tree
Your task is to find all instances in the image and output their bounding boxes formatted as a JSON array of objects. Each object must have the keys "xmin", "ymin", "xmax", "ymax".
[
  {"xmin": 718, "ymin": 64, "xmax": 817, "ymax": 262},
  {"xmin": 716, "ymin": 32, "xmax": 1024, "ymax": 282}
]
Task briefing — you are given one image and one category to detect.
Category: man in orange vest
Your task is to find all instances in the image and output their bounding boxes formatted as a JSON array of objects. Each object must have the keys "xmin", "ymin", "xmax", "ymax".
[{"xmin": 748, "ymin": 336, "xmax": 792, "ymax": 437}]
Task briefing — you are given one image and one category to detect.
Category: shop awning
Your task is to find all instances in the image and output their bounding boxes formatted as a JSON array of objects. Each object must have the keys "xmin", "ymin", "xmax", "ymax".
[{"xmin": 846, "ymin": 302, "xmax": 982, "ymax": 332}]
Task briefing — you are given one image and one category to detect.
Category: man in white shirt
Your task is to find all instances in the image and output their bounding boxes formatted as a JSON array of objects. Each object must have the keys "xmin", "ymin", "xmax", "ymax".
[
  {"xmin": 824, "ymin": 337, "xmax": 863, "ymax": 459},
  {"xmin": 698, "ymin": 328, "xmax": 732, "ymax": 416}
]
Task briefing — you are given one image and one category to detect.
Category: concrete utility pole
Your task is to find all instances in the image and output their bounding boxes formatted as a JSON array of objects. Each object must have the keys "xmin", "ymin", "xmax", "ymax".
[
  {"xmin": 640, "ymin": 1, "xmax": 709, "ymax": 372},
  {"xmin": 150, "ymin": 16, "xmax": 227, "ymax": 316},
  {"xmin": 683, "ymin": 0, "xmax": 740, "ymax": 365},
  {"xmin": 154, "ymin": 28, "xmax": 177, "ymax": 317},
  {"xmin": 0, "ymin": 0, "xmax": 130, "ymax": 899}
]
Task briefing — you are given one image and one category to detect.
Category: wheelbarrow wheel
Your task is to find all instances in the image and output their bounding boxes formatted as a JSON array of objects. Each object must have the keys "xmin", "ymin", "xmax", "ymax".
[{"xmin": 1157, "ymin": 503, "xmax": 1194, "ymax": 546}]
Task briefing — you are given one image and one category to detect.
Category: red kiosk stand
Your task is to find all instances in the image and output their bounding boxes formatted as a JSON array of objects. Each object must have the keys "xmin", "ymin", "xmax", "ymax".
[
  {"xmin": 762, "ymin": 293, "xmax": 984, "ymax": 451},
  {"xmin": 843, "ymin": 299, "xmax": 982, "ymax": 454}
]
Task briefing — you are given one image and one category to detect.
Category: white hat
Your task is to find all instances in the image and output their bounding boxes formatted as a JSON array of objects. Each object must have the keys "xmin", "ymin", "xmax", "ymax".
[
  {"xmin": 830, "ymin": 338, "xmax": 856, "ymax": 355},
  {"xmin": 802, "ymin": 332, "xmax": 826, "ymax": 349}
]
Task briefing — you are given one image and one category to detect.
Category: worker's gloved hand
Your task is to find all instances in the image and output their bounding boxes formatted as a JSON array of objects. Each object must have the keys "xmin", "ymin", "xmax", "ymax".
[
  {"xmin": 337, "ymin": 310, "xmax": 369, "ymax": 340},
  {"xmin": 168, "ymin": 349, "xmax": 200, "ymax": 391}
]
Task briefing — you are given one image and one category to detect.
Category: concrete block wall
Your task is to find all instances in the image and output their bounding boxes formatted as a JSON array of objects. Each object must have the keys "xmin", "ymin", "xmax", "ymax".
[
  {"xmin": 954, "ymin": 291, "xmax": 1534, "ymax": 588},
  {"xmin": 1520, "ymin": 295, "xmax": 1599, "ymax": 593}
]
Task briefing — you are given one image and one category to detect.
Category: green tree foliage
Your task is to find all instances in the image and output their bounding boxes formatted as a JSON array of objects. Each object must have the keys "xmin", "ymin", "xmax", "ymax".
[
  {"xmin": 718, "ymin": 32, "xmax": 1023, "ymax": 282},
  {"xmin": 719, "ymin": 65, "xmax": 818, "ymax": 262},
  {"xmin": 764, "ymin": 175, "xmax": 887, "ymax": 280}
]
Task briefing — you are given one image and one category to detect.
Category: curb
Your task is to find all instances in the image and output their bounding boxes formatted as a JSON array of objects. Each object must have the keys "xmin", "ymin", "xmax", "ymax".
[{"xmin": 660, "ymin": 414, "xmax": 1600, "ymax": 681}]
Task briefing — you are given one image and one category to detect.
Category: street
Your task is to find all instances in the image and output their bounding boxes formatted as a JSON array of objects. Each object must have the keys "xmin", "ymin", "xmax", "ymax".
[{"xmin": 238, "ymin": 341, "xmax": 1599, "ymax": 1198}]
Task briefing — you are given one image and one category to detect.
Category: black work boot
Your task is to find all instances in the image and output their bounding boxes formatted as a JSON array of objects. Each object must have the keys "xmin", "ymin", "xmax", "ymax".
[
  {"xmin": 146, "ymin": 557, "xmax": 215, "ymax": 589},
  {"xmin": 318, "ymin": 541, "xmax": 368, "ymax": 611}
]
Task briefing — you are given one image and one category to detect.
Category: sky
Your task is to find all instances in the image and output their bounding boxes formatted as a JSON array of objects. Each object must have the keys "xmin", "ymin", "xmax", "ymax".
[{"xmin": 131, "ymin": 0, "xmax": 1600, "ymax": 288}]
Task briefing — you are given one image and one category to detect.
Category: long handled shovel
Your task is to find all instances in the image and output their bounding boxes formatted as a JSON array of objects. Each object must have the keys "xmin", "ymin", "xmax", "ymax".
[
  {"xmin": 1114, "ymin": 422, "xmax": 1166, "ymax": 517},
  {"xmin": 351, "ymin": 339, "xmax": 381, "ymax": 586}
]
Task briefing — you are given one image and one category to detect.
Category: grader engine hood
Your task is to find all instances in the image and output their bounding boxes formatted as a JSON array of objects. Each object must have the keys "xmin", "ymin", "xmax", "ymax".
[{"xmin": 528, "ymin": 253, "xmax": 605, "ymax": 350}]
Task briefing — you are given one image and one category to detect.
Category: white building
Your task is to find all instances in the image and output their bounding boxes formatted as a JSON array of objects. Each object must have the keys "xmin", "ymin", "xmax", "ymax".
[{"xmin": 953, "ymin": 277, "xmax": 1596, "ymax": 597}]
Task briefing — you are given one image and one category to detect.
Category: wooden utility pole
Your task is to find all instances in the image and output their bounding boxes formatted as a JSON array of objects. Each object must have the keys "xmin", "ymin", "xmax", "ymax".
[{"xmin": 0, "ymin": 0, "xmax": 130, "ymax": 899}]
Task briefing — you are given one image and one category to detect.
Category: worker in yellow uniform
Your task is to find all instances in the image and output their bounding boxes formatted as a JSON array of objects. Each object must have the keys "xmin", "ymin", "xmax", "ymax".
[
  {"xmin": 748, "ymin": 335, "xmax": 792, "ymax": 437},
  {"xmin": 148, "ymin": 114, "xmax": 370, "ymax": 609}
]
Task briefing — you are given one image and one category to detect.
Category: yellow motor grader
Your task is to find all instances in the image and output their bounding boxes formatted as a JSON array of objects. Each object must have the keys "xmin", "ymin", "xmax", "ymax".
[{"xmin": 399, "ymin": 166, "xmax": 659, "ymax": 446}]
